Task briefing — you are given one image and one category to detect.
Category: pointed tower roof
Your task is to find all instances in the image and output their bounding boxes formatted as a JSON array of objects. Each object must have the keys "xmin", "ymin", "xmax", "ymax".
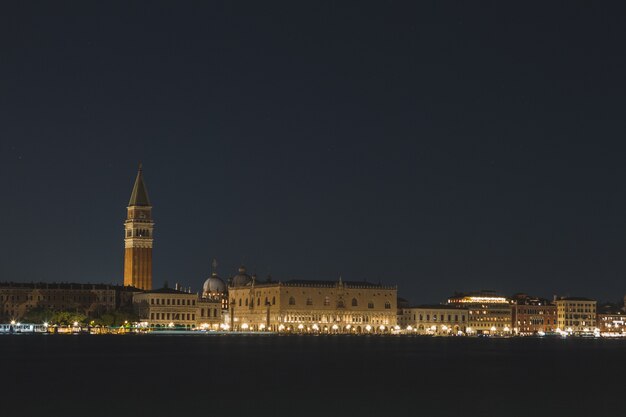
[{"xmin": 128, "ymin": 164, "xmax": 151, "ymax": 206}]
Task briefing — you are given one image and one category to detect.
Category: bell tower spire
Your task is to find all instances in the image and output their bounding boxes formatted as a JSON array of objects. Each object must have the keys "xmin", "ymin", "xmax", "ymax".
[{"xmin": 123, "ymin": 164, "xmax": 154, "ymax": 290}]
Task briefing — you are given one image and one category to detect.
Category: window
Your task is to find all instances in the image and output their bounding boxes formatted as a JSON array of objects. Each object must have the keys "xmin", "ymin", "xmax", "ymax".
[
  {"xmin": 257, "ymin": 298, "xmax": 260, "ymax": 306},
  {"xmin": 289, "ymin": 297, "xmax": 296, "ymax": 306},
  {"xmin": 351, "ymin": 298, "xmax": 358, "ymax": 307},
  {"xmin": 213, "ymin": 308, "xmax": 217, "ymax": 317},
  {"xmin": 239, "ymin": 299, "xmax": 242, "ymax": 306},
  {"xmin": 265, "ymin": 297, "xmax": 269, "ymax": 305},
  {"xmin": 384, "ymin": 301, "xmax": 391, "ymax": 309},
  {"xmin": 272, "ymin": 296, "xmax": 276, "ymax": 305},
  {"xmin": 324, "ymin": 296, "xmax": 330, "ymax": 306},
  {"xmin": 245, "ymin": 299, "xmax": 248, "ymax": 306},
  {"xmin": 337, "ymin": 300, "xmax": 345, "ymax": 308},
  {"xmin": 368, "ymin": 301, "xmax": 374, "ymax": 309},
  {"xmin": 306, "ymin": 298, "xmax": 313, "ymax": 306}
]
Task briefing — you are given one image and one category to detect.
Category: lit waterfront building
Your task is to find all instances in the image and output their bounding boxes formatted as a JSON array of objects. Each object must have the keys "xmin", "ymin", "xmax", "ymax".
[
  {"xmin": 596, "ymin": 303, "xmax": 626, "ymax": 334},
  {"xmin": 447, "ymin": 290, "xmax": 513, "ymax": 335},
  {"xmin": 510, "ymin": 293, "xmax": 557, "ymax": 335},
  {"xmin": 133, "ymin": 285, "xmax": 198, "ymax": 328},
  {"xmin": 227, "ymin": 267, "xmax": 397, "ymax": 333},
  {"xmin": 555, "ymin": 297, "xmax": 597, "ymax": 334},
  {"xmin": 123, "ymin": 165, "xmax": 154, "ymax": 291},
  {"xmin": 398, "ymin": 305, "xmax": 468, "ymax": 335}
]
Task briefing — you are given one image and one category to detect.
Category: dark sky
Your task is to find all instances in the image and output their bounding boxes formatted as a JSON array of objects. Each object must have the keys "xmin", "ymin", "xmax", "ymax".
[{"xmin": 1, "ymin": 2, "xmax": 626, "ymax": 304}]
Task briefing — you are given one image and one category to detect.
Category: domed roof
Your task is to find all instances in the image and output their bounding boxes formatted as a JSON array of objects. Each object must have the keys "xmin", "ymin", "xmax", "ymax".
[
  {"xmin": 231, "ymin": 266, "xmax": 252, "ymax": 287},
  {"xmin": 203, "ymin": 272, "xmax": 226, "ymax": 294}
]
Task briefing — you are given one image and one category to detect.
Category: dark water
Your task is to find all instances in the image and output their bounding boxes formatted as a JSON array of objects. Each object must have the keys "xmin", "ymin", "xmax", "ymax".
[{"xmin": 0, "ymin": 334, "xmax": 622, "ymax": 416}]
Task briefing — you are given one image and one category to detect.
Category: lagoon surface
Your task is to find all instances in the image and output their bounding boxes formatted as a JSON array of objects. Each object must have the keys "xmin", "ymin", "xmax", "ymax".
[{"xmin": 0, "ymin": 334, "xmax": 622, "ymax": 417}]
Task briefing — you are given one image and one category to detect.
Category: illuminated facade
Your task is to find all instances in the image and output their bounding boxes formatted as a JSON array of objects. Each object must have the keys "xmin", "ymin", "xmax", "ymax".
[
  {"xmin": 123, "ymin": 165, "xmax": 154, "ymax": 290},
  {"xmin": 133, "ymin": 286, "xmax": 199, "ymax": 327},
  {"xmin": 510, "ymin": 294, "xmax": 557, "ymax": 335},
  {"xmin": 228, "ymin": 268, "xmax": 397, "ymax": 333},
  {"xmin": 398, "ymin": 305, "xmax": 468, "ymax": 334},
  {"xmin": 596, "ymin": 304, "xmax": 626, "ymax": 334},
  {"xmin": 555, "ymin": 297, "xmax": 597, "ymax": 334},
  {"xmin": 447, "ymin": 291, "xmax": 513, "ymax": 335}
]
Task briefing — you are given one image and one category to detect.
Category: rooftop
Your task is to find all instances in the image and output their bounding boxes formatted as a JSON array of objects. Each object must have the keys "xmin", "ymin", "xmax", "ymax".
[{"xmin": 0, "ymin": 282, "xmax": 140, "ymax": 291}]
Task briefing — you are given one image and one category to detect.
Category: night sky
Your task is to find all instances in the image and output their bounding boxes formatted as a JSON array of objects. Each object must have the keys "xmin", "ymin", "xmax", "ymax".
[{"xmin": 2, "ymin": 2, "xmax": 626, "ymax": 304}]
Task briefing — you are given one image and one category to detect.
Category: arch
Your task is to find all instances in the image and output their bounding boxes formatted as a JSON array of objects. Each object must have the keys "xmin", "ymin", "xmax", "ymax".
[{"xmin": 351, "ymin": 298, "xmax": 358, "ymax": 307}]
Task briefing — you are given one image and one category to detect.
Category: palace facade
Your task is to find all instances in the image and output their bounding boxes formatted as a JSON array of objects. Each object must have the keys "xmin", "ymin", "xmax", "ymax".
[
  {"xmin": 510, "ymin": 294, "xmax": 557, "ymax": 335},
  {"xmin": 227, "ymin": 267, "xmax": 397, "ymax": 333}
]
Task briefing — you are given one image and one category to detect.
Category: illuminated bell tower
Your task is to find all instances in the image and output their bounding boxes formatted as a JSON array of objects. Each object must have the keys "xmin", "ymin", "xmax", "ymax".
[{"xmin": 123, "ymin": 164, "xmax": 154, "ymax": 290}]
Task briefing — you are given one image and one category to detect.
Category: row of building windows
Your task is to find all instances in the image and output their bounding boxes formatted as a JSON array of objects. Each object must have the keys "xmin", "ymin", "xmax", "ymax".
[
  {"xmin": 150, "ymin": 312, "xmax": 195, "ymax": 321},
  {"xmin": 200, "ymin": 308, "xmax": 219, "ymax": 318},
  {"xmin": 417, "ymin": 314, "xmax": 466, "ymax": 322},
  {"xmin": 517, "ymin": 319, "xmax": 557, "ymax": 325},
  {"xmin": 150, "ymin": 298, "xmax": 195, "ymax": 306}
]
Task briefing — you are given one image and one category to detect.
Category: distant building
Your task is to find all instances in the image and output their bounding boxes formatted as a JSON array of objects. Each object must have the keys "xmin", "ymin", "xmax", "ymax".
[
  {"xmin": 510, "ymin": 293, "xmax": 557, "ymax": 335},
  {"xmin": 227, "ymin": 267, "xmax": 397, "ymax": 333},
  {"xmin": 555, "ymin": 297, "xmax": 597, "ymax": 334},
  {"xmin": 447, "ymin": 290, "xmax": 513, "ymax": 335},
  {"xmin": 596, "ymin": 303, "xmax": 626, "ymax": 334},
  {"xmin": 398, "ymin": 305, "xmax": 468, "ymax": 335},
  {"xmin": 133, "ymin": 286, "xmax": 199, "ymax": 327},
  {"xmin": 0, "ymin": 282, "xmax": 139, "ymax": 321},
  {"xmin": 197, "ymin": 260, "xmax": 228, "ymax": 330},
  {"xmin": 123, "ymin": 165, "xmax": 154, "ymax": 291}
]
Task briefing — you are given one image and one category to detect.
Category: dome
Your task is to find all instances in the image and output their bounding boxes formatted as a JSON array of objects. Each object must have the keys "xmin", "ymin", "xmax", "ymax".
[
  {"xmin": 231, "ymin": 266, "xmax": 252, "ymax": 287},
  {"xmin": 202, "ymin": 272, "xmax": 226, "ymax": 295}
]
